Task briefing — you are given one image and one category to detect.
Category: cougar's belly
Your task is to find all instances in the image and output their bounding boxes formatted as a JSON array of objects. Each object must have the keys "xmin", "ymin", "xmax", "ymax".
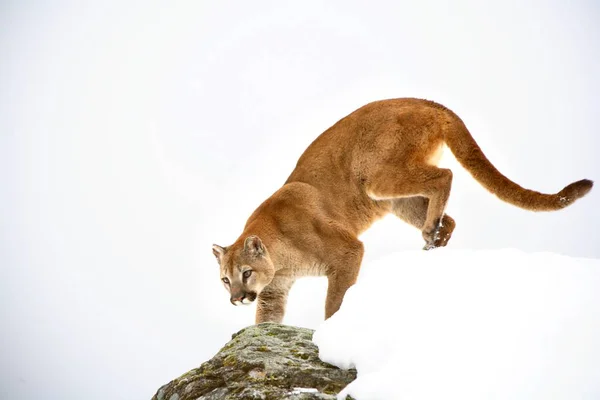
[{"xmin": 426, "ymin": 142, "xmax": 445, "ymax": 166}]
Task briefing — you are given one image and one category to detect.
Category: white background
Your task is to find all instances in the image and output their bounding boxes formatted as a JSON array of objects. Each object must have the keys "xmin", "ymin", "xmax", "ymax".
[{"xmin": 1, "ymin": 1, "xmax": 598, "ymax": 399}]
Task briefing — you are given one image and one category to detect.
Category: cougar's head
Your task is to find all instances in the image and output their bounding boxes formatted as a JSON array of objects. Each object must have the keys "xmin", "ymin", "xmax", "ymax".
[{"xmin": 212, "ymin": 235, "xmax": 275, "ymax": 306}]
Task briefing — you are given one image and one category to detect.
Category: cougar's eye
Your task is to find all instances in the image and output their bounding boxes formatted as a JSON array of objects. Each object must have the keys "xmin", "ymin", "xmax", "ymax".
[
  {"xmin": 243, "ymin": 270, "xmax": 252, "ymax": 279},
  {"xmin": 222, "ymin": 277, "xmax": 230, "ymax": 284}
]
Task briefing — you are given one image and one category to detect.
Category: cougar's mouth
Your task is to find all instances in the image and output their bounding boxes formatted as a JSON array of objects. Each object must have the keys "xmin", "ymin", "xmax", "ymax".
[{"xmin": 231, "ymin": 291, "xmax": 257, "ymax": 306}]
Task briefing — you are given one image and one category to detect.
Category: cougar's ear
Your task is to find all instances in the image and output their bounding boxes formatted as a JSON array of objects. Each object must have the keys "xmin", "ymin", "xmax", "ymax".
[
  {"xmin": 244, "ymin": 235, "xmax": 265, "ymax": 257},
  {"xmin": 212, "ymin": 244, "xmax": 226, "ymax": 264}
]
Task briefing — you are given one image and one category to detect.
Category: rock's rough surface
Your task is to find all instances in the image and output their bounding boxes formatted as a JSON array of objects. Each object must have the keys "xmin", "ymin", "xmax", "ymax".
[{"xmin": 152, "ymin": 323, "xmax": 356, "ymax": 400}]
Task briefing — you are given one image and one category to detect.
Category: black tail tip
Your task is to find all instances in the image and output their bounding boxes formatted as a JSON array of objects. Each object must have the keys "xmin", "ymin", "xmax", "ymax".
[
  {"xmin": 572, "ymin": 179, "xmax": 594, "ymax": 198},
  {"xmin": 559, "ymin": 179, "xmax": 593, "ymax": 206}
]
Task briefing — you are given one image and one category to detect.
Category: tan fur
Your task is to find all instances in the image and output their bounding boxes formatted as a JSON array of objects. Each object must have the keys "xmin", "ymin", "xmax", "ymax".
[{"xmin": 213, "ymin": 98, "xmax": 593, "ymax": 323}]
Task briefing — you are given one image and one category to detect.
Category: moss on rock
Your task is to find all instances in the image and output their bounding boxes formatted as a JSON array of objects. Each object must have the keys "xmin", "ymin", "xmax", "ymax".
[{"xmin": 151, "ymin": 323, "xmax": 356, "ymax": 400}]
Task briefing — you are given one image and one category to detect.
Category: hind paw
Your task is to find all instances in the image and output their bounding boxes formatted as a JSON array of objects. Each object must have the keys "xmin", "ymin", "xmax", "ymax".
[{"xmin": 422, "ymin": 215, "xmax": 455, "ymax": 250}]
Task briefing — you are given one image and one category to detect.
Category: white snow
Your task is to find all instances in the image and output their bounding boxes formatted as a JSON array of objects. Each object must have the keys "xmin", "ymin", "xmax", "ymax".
[
  {"xmin": 313, "ymin": 249, "xmax": 600, "ymax": 400},
  {"xmin": 291, "ymin": 387, "xmax": 319, "ymax": 394}
]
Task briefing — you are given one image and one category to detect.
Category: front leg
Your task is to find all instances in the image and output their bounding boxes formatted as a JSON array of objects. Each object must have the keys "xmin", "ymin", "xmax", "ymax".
[
  {"xmin": 255, "ymin": 275, "xmax": 294, "ymax": 324},
  {"xmin": 325, "ymin": 240, "xmax": 364, "ymax": 319}
]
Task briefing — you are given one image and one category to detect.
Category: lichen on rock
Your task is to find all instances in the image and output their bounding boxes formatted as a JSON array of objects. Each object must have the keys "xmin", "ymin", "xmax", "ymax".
[{"xmin": 151, "ymin": 323, "xmax": 356, "ymax": 400}]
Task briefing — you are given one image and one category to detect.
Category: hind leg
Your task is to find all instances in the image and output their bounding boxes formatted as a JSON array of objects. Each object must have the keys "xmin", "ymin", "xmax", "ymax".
[
  {"xmin": 367, "ymin": 165, "xmax": 454, "ymax": 249},
  {"xmin": 391, "ymin": 197, "xmax": 456, "ymax": 249}
]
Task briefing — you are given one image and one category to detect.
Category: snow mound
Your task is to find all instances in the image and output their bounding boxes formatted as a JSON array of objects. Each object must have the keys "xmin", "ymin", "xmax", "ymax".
[{"xmin": 313, "ymin": 249, "xmax": 600, "ymax": 400}]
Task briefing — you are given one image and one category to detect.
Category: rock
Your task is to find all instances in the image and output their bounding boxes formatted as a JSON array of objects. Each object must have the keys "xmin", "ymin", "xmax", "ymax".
[{"xmin": 151, "ymin": 323, "xmax": 356, "ymax": 400}]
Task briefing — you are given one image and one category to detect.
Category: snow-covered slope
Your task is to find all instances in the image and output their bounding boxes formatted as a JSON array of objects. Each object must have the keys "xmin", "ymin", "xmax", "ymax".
[{"xmin": 313, "ymin": 249, "xmax": 600, "ymax": 400}]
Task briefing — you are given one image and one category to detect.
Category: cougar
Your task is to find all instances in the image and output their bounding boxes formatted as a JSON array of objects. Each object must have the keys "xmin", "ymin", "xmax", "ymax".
[{"xmin": 212, "ymin": 98, "xmax": 593, "ymax": 323}]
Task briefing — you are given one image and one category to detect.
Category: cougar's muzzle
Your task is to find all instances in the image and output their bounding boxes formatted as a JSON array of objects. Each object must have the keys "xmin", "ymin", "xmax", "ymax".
[{"xmin": 230, "ymin": 291, "xmax": 257, "ymax": 306}]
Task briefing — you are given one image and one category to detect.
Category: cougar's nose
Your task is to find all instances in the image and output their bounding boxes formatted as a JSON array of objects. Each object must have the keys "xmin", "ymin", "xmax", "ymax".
[{"xmin": 230, "ymin": 293, "xmax": 245, "ymax": 305}]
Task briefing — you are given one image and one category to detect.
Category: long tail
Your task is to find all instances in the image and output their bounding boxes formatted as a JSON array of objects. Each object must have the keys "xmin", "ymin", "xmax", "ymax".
[{"xmin": 443, "ymin": 111, "xmax": 593, "ymax": 211}]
